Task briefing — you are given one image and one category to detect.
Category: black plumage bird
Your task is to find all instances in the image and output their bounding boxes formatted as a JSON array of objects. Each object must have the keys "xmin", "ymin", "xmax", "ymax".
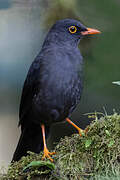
[{"xmin": 12, "ymin": 19, "xmax": 100, "ymax": 162}]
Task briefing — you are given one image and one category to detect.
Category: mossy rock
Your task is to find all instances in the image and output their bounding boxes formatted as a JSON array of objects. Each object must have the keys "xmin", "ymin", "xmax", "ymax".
[{"xmin": 0, "ymin": 113, "xmax": 120, "ymax": 180}]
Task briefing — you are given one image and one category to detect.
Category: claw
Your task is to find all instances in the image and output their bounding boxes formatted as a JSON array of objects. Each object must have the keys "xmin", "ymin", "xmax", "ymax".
[
  {"xmin": 84, "ymin": 127, "xmax": 89, "ymax": 135},
  {"xmin": 66, "ymin": 118, "xmax": 89, "ymax": 137},
  {"xmin": 78, "ymin": 128, "xmax": 85, "ymax": 136},
  {"xmin": 42, "ymin": 147, "xmax": 56, "ymax": 162},
  {"xmin": 78, "ymin": 127, "xmax": 89, "ymax": 136},
  {"xmin": 41, "ymin": 124, "xmax": 56, "ymax": 162}
]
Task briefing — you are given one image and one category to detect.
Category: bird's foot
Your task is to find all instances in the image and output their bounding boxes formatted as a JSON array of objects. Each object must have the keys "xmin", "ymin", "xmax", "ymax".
[
  {"xmin": 42, "ymin": 147, "xmax": 56, "ymax": 162},
  {"xmin": 78, "ymin": 128, "xmax": 85, "ymax": 136},
  {"xmin": 78, "ymin": 127, "xmax": 89, "ymax": 136},
  {"xmin": 66, "ymin": 118, "xmax": 89, "ymax": 137}
]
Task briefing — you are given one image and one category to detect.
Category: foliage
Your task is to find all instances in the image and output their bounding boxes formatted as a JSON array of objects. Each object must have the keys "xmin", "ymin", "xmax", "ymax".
[
  {"xmin": 0, "ymin": 152, "xmax": 55, "ymax": 180},
  {"xmin": 53, "ymin": 113, "xmax": 120, "ymax": 179},
  {"xmin": 0, "ymin": 113, "xmax": 120, "ymax": 180}
]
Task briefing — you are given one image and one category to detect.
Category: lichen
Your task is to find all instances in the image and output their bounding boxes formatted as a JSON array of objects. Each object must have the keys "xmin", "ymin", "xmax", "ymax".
[{"xmin": 0, "ymin": 113, "xmax": 120, "ymax": 180}]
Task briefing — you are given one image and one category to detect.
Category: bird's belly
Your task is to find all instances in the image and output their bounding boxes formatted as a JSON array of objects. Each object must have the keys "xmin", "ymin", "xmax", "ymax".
[
  {"xmin": 32, "ymin": 94, "xmax": 68, "ymax": 125},
  {"xmin": 32, "ymin": 79, "xmax": 82, "ymax": 126}
]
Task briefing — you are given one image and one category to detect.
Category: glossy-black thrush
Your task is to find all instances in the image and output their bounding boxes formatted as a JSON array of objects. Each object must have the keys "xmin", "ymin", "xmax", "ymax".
[{"xmin": 12, "ymin": 19, "xmax": 100, "ymax": 162}]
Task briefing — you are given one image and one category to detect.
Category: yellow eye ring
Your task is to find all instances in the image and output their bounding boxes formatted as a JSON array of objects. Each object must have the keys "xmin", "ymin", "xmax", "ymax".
[{"xmin": 69, "ymin": 26, "xmax": 77, "ymax": 34}]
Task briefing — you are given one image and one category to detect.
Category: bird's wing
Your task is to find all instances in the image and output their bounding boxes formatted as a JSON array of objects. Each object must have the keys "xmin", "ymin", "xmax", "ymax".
[{"xmin": 19, "ymin": 58, "xmax": 41, "ymax": 127}]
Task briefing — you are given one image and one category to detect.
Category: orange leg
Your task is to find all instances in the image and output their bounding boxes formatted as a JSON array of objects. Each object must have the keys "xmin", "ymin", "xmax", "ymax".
[
  {"xmin": 66, "ymin": 118, "xmax": 88, "ymax": 136},
  {"xmin": 41, "ymin": 124, "xmax": 55, "ymax": 162}
]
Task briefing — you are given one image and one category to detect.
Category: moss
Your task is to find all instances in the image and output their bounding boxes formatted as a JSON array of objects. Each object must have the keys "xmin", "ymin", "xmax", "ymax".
[
  {"xmin": 0, "ymin": 113, "xmax": 120, "ymax": 180},
  {"xmin": 53, "ymin": 113, "xmax": 120, "ymax": 179},
  {"xmin": 1, "ymin": 152, "xmax": 54, "ymax": 180}
]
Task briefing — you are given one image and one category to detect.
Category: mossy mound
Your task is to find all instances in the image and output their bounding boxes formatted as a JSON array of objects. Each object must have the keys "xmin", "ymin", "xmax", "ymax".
[
  {"xmin": 0, "ymin": 113, "xmax": 120, "ymax": 180},
  {"xmin": 54, "ymin": 113, "xmax": 120, "ymax": 179}
]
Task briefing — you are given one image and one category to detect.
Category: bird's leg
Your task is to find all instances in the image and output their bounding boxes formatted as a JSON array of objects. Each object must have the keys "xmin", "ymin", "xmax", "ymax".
[
  {"xmin": 41, "ymin": 124, "xmax": 55, "ymax": 162},
  {"xmin": 66, "ymin": 118, "xmax": 88, "ymax": 136}
]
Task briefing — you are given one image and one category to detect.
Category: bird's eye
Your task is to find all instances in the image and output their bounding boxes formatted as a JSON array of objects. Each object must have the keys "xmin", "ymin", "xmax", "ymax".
[{"xmin": 69, "ymin": 26, "xmax": 77, "ymax": 34}]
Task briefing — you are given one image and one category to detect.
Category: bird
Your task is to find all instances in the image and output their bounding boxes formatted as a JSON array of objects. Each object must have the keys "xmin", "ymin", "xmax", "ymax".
[{"xmin": 12, "ymin": 19, "xmax": 100, "ymax": 162}]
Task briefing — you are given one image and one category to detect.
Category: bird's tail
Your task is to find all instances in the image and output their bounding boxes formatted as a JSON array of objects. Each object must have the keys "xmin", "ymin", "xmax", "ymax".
[{"xmin": 12, "ymin": 123, "xmax": 49, "ymax": 162}]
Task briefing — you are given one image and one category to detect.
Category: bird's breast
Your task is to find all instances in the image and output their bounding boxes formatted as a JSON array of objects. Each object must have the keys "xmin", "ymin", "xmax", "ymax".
[
  {"xmin": 32, "ymin": 48, "xmax": 83, "ymax": 124},
  {"xmin": 35, "ymin": 65, "xmax": 82, "ymax": 114}
]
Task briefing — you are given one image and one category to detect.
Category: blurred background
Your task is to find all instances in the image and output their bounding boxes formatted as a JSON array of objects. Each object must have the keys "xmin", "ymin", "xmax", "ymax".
[{"xmin": 0, "ymin": 0, "xmax": 120, "ymax": 167}]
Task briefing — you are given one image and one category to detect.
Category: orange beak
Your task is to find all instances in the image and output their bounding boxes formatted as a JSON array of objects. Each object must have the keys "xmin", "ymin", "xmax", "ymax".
[{"xmin": 81, "ymin": 28, "xmax": 101, "ymax": 35}]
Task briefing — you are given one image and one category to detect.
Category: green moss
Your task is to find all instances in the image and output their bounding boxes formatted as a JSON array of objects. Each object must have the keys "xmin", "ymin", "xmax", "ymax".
[
  {"xmin": 2, "ymin": 152, "xmax": 54, "ymax": 180},
  {"xmin": 53, "ymin": 113, "xmax": 120, "ymax": 179},
  {"xmin": 0, "ymin": 113, "xmax": 120, "ymax": 180}
]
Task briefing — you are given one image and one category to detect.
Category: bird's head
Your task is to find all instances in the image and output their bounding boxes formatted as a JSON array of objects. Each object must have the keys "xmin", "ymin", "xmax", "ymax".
[{"xmin": 45, "ymin": 19, "xmax": 101, "ymax": 47}]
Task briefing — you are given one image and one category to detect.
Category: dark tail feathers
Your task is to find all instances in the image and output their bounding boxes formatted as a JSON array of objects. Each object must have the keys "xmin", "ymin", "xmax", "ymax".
[{"xmin": 12, "ymin": 124, "xmax": 49, "ymax": 162}]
